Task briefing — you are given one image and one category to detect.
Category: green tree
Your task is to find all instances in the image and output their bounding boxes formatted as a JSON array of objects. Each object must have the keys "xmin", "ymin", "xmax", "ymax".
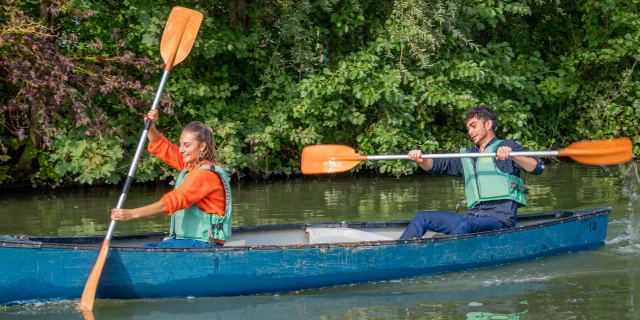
[{"xmin": 0, "ymin": 0, "xmax": 638, "ymax": 187}]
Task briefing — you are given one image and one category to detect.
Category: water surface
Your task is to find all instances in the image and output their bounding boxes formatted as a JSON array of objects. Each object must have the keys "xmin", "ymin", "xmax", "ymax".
[{"xmin": 1, "ymin": 162, "xmax": 639, "ymax": 319}]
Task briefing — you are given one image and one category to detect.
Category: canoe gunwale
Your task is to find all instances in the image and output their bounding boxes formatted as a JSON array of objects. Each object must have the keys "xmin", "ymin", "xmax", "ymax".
[{"xmin": 0, "ymin": 207, "xmax": 610, "ymax": 252}]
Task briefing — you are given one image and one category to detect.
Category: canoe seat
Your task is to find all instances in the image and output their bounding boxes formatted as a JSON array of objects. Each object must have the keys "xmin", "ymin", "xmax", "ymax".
[{"xmin": 306, "ymin": 227, "xmax": 394, "ymax": 244}]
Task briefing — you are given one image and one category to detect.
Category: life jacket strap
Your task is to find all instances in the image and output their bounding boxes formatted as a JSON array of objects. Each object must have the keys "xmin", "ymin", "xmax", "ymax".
[{"xmin": 511, "ymin": 183, "xmax": 529, "ymax": 195}]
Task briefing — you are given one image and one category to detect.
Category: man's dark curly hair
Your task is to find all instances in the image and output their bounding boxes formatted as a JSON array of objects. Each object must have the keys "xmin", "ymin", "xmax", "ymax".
[{"xmin": 465, "ymin": 105, "xmax": 497, "ymax": 132}]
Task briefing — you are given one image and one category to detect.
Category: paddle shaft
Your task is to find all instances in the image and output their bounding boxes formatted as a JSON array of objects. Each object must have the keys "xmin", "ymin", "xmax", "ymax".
[
  {"xmin": 104, "ymin": 71, "xmax": 170, "ymax": 240},
  {"xmin": 357, "ymin": 151, "xmax": 560, "ymax": 161}
]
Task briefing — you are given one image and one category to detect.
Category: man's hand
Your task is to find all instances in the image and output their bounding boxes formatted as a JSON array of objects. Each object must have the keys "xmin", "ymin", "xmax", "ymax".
[
  {"xmin": 409, "ymin": 149, "xmax": 434, "ymax": 171},
  {"xmin": 495, "ymin": 146, "xmax": 512, "ymax": 161},
  {"xmin": 408, "ymin": 150, "xmax": 423, "ymax": 163}
]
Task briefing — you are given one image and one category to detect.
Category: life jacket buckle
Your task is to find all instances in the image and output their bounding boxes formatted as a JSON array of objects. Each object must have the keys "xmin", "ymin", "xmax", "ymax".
[
  {"xmin": 455, "ymin": 199, "xmax": 467, "ymax": 213},
  {"xmin": 211, "ymin": 223, "xmax": 224, "ymax": 230},
  {"xmin": 511, "ymin": 183, "xmax": 529, "ymax": 195}
]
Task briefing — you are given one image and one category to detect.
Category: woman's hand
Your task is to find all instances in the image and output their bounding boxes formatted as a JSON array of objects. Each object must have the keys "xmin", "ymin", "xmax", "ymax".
[
  {"xmin": 111, "ymin": 201, "xmax": 166, "ymax": 221},
  {"xmin": 144, "ymin": 110, "xmax": 161, "ymax": 143},
  {"xmin": 144, "ymin": 110, "xmax": 159, "ymax": 127},
  {"xmin": 111, "ymin": 208, "xmax": 135, "ymax": 221}
]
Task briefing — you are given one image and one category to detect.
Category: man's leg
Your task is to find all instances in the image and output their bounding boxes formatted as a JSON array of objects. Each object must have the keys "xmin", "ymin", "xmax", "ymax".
[
  {"xmin": 450, "ymin": 216, "xmax": 504, "ymax": 236},
  {"xmin": 399, "ymin": 211, "xmax": 465, "ymax": 240}
]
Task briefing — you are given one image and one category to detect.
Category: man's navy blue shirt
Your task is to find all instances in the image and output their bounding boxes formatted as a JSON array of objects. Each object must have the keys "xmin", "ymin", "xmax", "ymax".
[{"xmin": 426, "ymin": 137, "xmax": 545, "ymax": 228}]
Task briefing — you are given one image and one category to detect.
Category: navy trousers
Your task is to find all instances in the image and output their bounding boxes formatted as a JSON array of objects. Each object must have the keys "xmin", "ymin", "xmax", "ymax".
[{"xmin": 399, "ymin": 211, "xmax": 504, "ymax": 240}]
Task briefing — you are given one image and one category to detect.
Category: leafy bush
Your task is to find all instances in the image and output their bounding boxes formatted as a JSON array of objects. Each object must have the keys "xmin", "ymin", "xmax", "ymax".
[{"xmin": 0, "ymin": 0, "xmax": 638, "ymax": 187}]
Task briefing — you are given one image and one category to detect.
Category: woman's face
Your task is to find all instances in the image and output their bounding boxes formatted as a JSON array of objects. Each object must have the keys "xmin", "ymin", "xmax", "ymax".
[{"xmin": 179, "ymin": 131, "xmax": 205, "ymax": 166}]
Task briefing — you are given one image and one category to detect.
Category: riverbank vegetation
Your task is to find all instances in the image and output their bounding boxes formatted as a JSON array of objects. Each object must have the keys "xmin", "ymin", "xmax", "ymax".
[{"xmin": 1, "ymin": 0, "xmax": 638, "ymax": 187}]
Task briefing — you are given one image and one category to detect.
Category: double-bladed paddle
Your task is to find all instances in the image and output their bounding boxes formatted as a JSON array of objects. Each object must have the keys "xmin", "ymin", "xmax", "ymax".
[
  {"xmin": 301, "ymin": 137, "xmax": 633, "ymax": 175},
  {"xmin": 77, "ymin": 7, "xmax": 203, "ymax": 312}
]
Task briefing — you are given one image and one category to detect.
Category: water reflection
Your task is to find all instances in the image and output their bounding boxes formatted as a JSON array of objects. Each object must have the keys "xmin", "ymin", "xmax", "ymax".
[
  {"xmin": 1, "ymin": 280, "xmax": 537, "ymax": 320},
  {"xmin": 0, "ymin": 162, "xmax": 635, "ymax": 237}
]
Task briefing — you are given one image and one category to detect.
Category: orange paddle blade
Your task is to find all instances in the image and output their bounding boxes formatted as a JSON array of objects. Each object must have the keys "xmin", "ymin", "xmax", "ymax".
[
  {"xmin": 301, "ymin": 145, "xmax": 367, "ymax": 174},
  {"xmin": 160, "ymin": 7, "xmax": 203, "ymax": 70},
  {"xmin": 559, "ymin": 137, "xmax": 633, "ymax": 165},
  {"xmin": 77, "ymin": 239, "xmax": 111, "ymax": 311},
  {"xmin": 82, "ymin": 311, "xmax": 95, "ymax": 320}
]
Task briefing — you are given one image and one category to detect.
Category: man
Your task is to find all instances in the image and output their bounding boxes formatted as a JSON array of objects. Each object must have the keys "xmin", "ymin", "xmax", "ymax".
[{"xmin": 399, "ymin": 105, "xmax": 545, "ymax": 240}]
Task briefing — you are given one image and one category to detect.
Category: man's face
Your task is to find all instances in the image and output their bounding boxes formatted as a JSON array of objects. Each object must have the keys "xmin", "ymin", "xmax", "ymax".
[{"xmin": 466, "ymin": 116, "xmax": 492, "ymax": 145}]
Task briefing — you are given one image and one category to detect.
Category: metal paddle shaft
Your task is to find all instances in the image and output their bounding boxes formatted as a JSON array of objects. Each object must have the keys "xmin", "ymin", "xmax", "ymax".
[
  {"xmin": 78, "ymin": 7, "xmax": 203, "ymax": 312},
  {"xmin": 104, "ymin": 70, "xmax": 169, "ymax": 240},
  {"xmin": 366, "ymin": 151, "xmax": 560, "ymax": 161}
]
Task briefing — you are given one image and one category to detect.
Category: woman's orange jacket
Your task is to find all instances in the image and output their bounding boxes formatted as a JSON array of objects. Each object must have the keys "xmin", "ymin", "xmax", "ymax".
[{"xmin": 148, "ymin": 135, "xmax": 226, "ymax": 218}]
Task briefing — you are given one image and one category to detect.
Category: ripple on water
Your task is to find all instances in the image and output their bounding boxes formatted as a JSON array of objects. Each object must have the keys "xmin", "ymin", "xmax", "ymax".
[
  {"xmin": 604, "ymin": 162, "xmax": 640, "ymax": 255},
  {"xmin": 1, "ymin": 299, "xmax": 79, "ymax": 315}
]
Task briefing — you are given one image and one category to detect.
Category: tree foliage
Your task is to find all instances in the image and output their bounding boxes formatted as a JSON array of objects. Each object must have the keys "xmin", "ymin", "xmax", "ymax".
[{"xmin": 0, "ymin": 0, "xmax": 638, "ymax": 186}]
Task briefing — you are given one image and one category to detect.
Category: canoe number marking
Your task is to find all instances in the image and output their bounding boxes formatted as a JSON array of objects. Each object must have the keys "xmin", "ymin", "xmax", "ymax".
[{"xmin": 588, "ymin": 221, "xmax": 597, "ymax": 232}]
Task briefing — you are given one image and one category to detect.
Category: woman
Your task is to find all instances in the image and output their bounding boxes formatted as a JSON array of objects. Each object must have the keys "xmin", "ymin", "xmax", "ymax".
[{"xmin": 110, "ymin": 110, "xmax": 233, "ymax": 247}]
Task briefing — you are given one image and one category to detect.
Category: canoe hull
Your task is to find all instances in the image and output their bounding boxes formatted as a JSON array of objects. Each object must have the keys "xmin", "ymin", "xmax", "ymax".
[{"xmin": 0, "ymin": 208, "xmax": 609, "ymax": 305}]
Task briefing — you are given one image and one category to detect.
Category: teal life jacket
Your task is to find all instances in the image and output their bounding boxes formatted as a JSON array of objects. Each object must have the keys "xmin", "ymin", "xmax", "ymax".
[
  {"xmin": 460, "ymin": 140, "xmax": 527, "ymax": 209},
  {"xmin": 170, "ymin": 164, "xmax": 233, "ymax": 243}
]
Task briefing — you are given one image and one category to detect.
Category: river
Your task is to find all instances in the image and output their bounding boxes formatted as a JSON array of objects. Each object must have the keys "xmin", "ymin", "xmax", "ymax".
[{"xmin": 1, "ymin": 162, "xmax": 639, "ymax": 319}]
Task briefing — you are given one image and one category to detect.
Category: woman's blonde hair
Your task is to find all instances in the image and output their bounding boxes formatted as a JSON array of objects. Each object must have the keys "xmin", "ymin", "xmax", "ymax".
[{"xmin": 183, "ymin": 122, "xmax": 216, "ymax": 164}]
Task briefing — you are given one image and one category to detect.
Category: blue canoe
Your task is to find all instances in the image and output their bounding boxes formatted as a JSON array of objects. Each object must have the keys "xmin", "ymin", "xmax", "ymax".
[{"xmin": 0, "ymin": 208, "xmax": 609, "ymax": 306}]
